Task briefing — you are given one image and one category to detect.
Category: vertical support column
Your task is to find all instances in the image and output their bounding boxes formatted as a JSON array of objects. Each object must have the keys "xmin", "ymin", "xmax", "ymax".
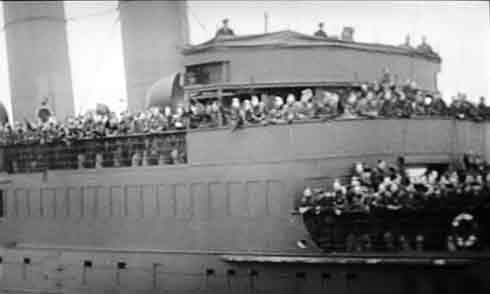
[{"xmin": 3, "ymin": 1, "xmax": 74, "ymax": 121}]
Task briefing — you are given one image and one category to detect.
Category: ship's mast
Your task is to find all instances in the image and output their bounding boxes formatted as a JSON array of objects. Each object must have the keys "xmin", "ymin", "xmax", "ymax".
[{"xmin": 264, "ymin": 12, "xmax": 269, "ymax": 33}]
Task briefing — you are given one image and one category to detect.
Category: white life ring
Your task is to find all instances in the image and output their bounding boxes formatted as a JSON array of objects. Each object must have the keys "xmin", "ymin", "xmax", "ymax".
[{"xmin": 451, "ymin": 212, "xmax": 478, "ymax": 248}]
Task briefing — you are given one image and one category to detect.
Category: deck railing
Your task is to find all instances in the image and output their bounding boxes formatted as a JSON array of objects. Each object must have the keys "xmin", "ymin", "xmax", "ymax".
[
  {"xmin": 0, "ymin": 116, "xmax": 487, "ymax": 174},
  {"xmin": 1, "ymin": 130, "xmax": 187, "ymax": 174}
]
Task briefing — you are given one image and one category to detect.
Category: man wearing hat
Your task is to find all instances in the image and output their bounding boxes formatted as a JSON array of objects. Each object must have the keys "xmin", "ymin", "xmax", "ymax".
[
  {"xmin": 314, "ymin": 22, "xmax": 327, "ymax": 38},
  {"xmin": 430, "ymin": 92, "xmax": 448, "ymax": 116},
  {"xmin": 216, "ymin": 18, "xmax": 235, "ymax": 37},
  {"xmin": 36, "ymin": 96, "xmax": 53, "ymax": 124},
  {"xmin": 400, "ymin": 34, "xmax": 412, "ymax": 49},
  {"xmin": 417, "ymin": 35, "xmax": 434, "ymax": 54},
  {"xmin": 477, "ymin": 96, "xmax": 490, "ymax": 120}
]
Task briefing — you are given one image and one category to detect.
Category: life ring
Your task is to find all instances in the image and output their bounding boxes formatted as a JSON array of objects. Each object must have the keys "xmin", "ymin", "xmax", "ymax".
[{"xmin": 451, "ymin": 212, "xmax": 478, "ymax": 249}]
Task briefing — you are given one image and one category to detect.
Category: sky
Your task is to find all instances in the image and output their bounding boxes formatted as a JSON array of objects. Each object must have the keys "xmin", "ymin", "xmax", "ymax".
[{"xmin": 0, "ymin": 1, "xmax": 489, "ymax": 119}]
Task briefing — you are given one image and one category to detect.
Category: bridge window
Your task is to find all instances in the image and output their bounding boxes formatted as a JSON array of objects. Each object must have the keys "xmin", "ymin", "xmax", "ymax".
[{"xmin": 185, "ymin": 61, "xmax": 230, "ymax": 85}]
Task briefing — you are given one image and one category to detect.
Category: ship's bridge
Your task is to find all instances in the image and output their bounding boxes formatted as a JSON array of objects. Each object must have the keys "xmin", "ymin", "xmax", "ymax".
[{"xmin": 181, "ymin": 30, "xmax": 441, "ymax": 101}]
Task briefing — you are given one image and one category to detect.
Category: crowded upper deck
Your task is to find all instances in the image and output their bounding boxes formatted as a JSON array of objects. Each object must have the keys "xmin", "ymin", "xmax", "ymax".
[
  {"xmin": 0, "ymin": 19, "xmax": 487, "ymax": 174},
  {"xmin": 0, "ymin": 69, "xmax": 488, "ymax": 174}
]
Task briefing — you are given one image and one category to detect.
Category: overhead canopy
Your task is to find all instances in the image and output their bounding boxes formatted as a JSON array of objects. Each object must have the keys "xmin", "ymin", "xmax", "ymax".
[{"xmin": 145, "ymin": 72, "xmax": 184, "ymax": 109}]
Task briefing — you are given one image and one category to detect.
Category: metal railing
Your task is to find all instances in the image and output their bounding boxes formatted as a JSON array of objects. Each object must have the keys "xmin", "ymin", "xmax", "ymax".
[
  {"xmin": 301, "ymin": 201, "xmax": 490, "ymax": 253},
  {"xmin": 2, "ymin": 131, "xmax": 187, "ymax": 174}
]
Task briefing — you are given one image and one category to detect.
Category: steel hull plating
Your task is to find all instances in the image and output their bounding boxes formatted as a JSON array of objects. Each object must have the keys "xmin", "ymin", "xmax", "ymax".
[{"xmin": 0, "ymin": 119, "xmax": 490, "ymax": 293}]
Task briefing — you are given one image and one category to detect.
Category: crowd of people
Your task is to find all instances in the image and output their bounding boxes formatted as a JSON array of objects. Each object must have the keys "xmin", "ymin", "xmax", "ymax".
[
  {"xmin": 299, "ymin": 153, "xmax": 490, "ymax": 251},
  {"xmin": 1, "ymin": 71, "xmax": 488, "ymax": 147},
  {"xmin": 6, "ymin": 133, "xmax": 187, "ymax": 173},
  {"xmin": 0, "ymin": 63, "xmax": 487, "ymax": 174},
  {"xmin": 299, "ymin": 153, "xmax": 490, "ymax": 215}
]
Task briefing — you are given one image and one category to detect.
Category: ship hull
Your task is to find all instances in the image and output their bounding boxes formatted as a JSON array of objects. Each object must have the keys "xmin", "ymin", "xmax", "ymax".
[
  {"xmin": 302, "ymin": 204, "xmax": 490, "ymax": 252},
  {"xmin": 1, "ymin": 119, "xmax": 490, "ymax": 292},
  {"xmin": 0, "ymin": 246, "xmax": 489, "ymax": 294}
]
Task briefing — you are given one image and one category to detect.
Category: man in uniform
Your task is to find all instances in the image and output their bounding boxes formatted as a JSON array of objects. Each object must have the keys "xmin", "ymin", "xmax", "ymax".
[
  {"xmin": 379, "ymin": 90, "xmax": 396, "ymax": 117},
  {"xmin": 284, "ymin": 94, "xmax": 298, "ymax": 123},
  {"xmin": 324, "ymin": 92, "xmax": 340, "ymax": 119},
  {"xmin": 400, "ymin": 34, "xmax": 412, "ymax": 49},
  {"xmin": 393, "ymin": 90, "xmax": 413, "ymax": 118},
  {"xmin": 361, "ymin": 91, "xmax": 380, "ymax": 118},
  {"xmin": 417, "ymin": 35, "xmax": 434, "ymax": 54},
  {"xmin": 314, "ymin": 22, "xmax": 327, "ymax": 38},
  {"xmin": 460, "ymin": 93, "xmax": 481, "ymax": 121},
  {"xmin": 268, "ymin": 97, "xmax": 287, "ymax": 124},
  {"xmin": 342, "ymin": 91, "xmax": 358, "ymax": 118},
  {"xmin": 36, "ymin": 96, "xmax": 53, "ymax": 124},
  {"xmin": 250, "ymin": 96, "xmax": 267, "ymax": 124},
  {"xmin": 430, "ymin": 92, "xmax": 448, "ymax": 116},
  {"xmin": 412, "ymin": 90, "xmax": 427, "ymax": 116},
  {"xmin": 216, "ymin": 18, "xmax": 235, "ymax": 38},
  {"xmin": 207, "ymin": 100, "xmax": 224, "ymax": 127},
  {"xmin": 477, "ymin": 96, "xmax": 489, "ymax": 120},
  {"xmin": 229, "ymin": 97, "xmax": 245, "ymax": 129}
]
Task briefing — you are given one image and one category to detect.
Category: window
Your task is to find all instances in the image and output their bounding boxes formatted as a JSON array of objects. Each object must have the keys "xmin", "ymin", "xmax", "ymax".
[
  {"xmin": 406, "ymin": 167, "xmax": 427, "ymax": 180},
  {"xmin": 405, "ymin": 163, "xmax": 449, "ymax": 182},
  {"xmin": 185, "ymin": 61, "xmax": 229, "ymax": 85}
]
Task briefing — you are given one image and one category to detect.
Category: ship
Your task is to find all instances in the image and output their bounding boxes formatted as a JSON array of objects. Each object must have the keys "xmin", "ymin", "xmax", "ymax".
[{"xmin": 0, "ymin": 4, "xmax": 489, "ymax": 294}]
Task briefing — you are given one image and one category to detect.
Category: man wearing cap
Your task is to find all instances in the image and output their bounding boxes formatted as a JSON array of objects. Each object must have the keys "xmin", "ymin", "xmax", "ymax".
[
  {"xmin": 449, "ymin": 95, "xmax": 465, "ymax": 119},
  {"xmin": 393, "ymin": 90, "xmax": 413, "ymax": 118},
  {"xmin": 268, "ymin": 96, "xmax": 286, "ymax": 124},
  {"xmin": 36, "ymin": 96, "xmax": 53, "ymax": 124},
  {"xmin": 460, "ymin": 93, "xmax": 481, "ymax": 121},
  {"xmin": 216, "ymin": 18, "xmax": 235, "ymax": 37},
  {"xmin": 400, "ymin": 34, "xmax": 412, "ymax": 49},
  {"xmin": 430, "ymin": 92, "xmax": 448, "ymax": 116},
  {"xmin": 314, "ymin": 22, "xmax": 327, "ymax": 38},
  {"xmin": 417, "ymin": 35, "xmax": 434, "ymax": 54},
  {"xmin": 477, "ymin": 96, "xmax": 489, "ymax": 120}
]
